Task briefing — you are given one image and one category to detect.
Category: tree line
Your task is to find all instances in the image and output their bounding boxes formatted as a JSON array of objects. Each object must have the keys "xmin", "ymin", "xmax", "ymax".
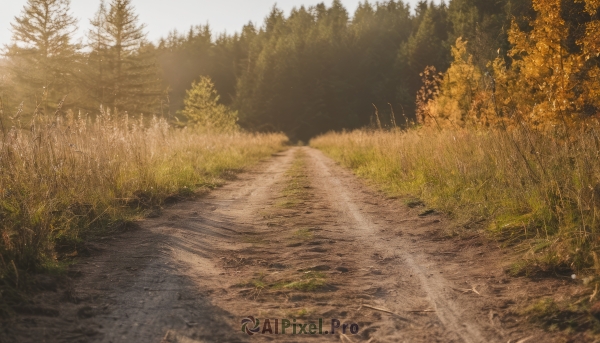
[
  {"xmin": 156, "ymin": 0, "xmax": 534, "ymax": 139},
  {"xmin": 3, "ymin": 0, "xmax": 595, "ymax": 140}
]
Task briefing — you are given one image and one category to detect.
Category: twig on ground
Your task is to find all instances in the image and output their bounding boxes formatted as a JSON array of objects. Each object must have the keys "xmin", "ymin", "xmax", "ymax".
[
  {"xmin": 590, "ymin": 283, "xmax": 599, "ymax": 302},
  {"xmin": 361, "ymin": 304, "xmax": 411, "ymax": 321},
  {"xmin": 514, "ymin": 336, "xmax": 534, "ymax": 343},
  {"xmin": 452, "ymin": 286, "xmax": 481, "ymax": 295},
  {"xmin": 160, "ymin": 330, "xmax": 175, "ymax": 343},
  {"xmin": 406, "ymin": 309, "xmax": 436, "ymax": 313}
]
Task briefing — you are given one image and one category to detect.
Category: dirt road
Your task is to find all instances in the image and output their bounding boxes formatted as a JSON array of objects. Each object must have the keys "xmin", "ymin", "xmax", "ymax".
[{"xmin": 3, "ymin": 147, "xmax": 570, "ymax": 342}]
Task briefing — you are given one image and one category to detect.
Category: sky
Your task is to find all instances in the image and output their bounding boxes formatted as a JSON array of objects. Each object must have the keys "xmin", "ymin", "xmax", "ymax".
[{"xmin": 0, "ymin": 0, "xmax": 427, "ymax": 47}]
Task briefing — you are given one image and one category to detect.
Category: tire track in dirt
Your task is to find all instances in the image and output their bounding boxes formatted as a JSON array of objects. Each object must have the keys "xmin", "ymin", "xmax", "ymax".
[
  {"xmin": 98, "ymin": 149, "xmax": 297, "ymax": 343},
  {"xmin": 1, "ymin": 149, "xmax": 296, "ymax": 343},
  {"xmin": 308, "ymin": 148, "xmax": 487, "ymax": 343},
  {"xmin": 2, "ymin": 147, "xmax": 561, "ymax": 343}
]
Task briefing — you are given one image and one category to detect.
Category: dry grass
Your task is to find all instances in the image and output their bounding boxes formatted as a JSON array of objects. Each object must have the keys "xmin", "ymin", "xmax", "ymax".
[
  {"xmin": 0, "ymin": 108, "xmax": 287, "ymax": 304},
  {"xmin": 311, "ymin": 125, "xmax": 600, "ymax": 274}
]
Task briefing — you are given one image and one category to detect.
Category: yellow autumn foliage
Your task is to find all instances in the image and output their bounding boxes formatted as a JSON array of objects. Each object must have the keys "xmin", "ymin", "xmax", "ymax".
[
  {"xmin": 421, "ymin": 0, "xmax": 600, "ymax": 129},
  {"xmin": 423, "ymin": 38, "xmax": 499, "ymax": 128}
]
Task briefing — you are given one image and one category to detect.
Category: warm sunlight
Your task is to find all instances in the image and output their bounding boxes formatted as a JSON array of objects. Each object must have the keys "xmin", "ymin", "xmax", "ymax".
[{"xmin": 1, "ymin": 1, "xmax": 599, "ymax": 342}]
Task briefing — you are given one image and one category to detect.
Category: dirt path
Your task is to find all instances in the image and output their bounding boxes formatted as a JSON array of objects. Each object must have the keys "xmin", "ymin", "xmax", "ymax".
[{"xmin": 3, "ymin": 147, "xmax": 573, "ymax": 343}]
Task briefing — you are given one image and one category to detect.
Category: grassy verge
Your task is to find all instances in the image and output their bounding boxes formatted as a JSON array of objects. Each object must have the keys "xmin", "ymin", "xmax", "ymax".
[
  {"xmin": 0, "ymin": 112, "xmax": 287, "ymax": 314},
  {"xmin": 312, "ymin": 126, "xmax": 600, "ymax": 335},
  {"xmin": 311, "ymin": 127, "xmax": 600, "ymax": 276}
]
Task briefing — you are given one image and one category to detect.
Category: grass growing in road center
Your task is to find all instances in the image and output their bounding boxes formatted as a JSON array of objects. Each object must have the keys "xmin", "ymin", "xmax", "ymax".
[
  {"xmin": 281, "ymin": 271, "xmax": 327, "ymax": 291},
  {"xmin": 236, "ymin": 271, "xmax": 327, "ymax": 293},
  {"xmin": 276, "ymin": 149, "xmax": 310, "ymax": 208}
]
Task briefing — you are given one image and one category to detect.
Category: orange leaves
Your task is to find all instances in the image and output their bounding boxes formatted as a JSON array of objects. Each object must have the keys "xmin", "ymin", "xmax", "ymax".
[
  {"xmin": 577, "ymin": 0, "xmax": 600, "ymax": 14},
  {"xmin": 508, "ymin": 0, "xmax": 576, "ymax": 122},
  {"xmin": 508, "ymin": 0, "xmax": 600, "ymax": 122},
  {"xmin": 420, "ymin": 0, "xmax": 600, "ymax": 130},
  {"xmin": 415, "ymin": 65, "xmax": 441, "ymax": 127}
]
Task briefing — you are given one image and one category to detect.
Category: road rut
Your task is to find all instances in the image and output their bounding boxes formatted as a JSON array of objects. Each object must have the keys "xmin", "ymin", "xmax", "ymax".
[{"xmin": 3, "ymin": 147, "xmax": 558, "ymax": 343}]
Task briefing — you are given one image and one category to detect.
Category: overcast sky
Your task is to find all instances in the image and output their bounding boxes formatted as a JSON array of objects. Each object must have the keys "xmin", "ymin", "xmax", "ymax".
[{"xmin": 1, "ymin": 0, "xmax": 429, "ymax": 47}]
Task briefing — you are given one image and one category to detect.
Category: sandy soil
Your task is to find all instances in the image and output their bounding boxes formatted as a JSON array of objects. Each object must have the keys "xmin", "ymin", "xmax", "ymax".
[{"xmin": 1, "ymin": 147, "xmax": 583, "ymax": 343}]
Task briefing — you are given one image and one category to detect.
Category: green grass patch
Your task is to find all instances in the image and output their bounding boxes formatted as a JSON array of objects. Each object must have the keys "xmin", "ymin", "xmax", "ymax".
[
  {"xmin": 241, "ymin": 235, "xmax": 268, "ymax": 245},
  {"xmin": 287, "ymin": 308, "xmax": 312, "ymax": 318},
  {"xmin": 280, "ymin": 271, "xmax": 327, "ymax": 292},
  {"xmin": 523, "ymin": 298, "xmax": 560, "ymax": 318},
  {"xmin": 282, "ymin": 278, "xmax": 326, "ymax": 292},
  {"xmin": 237, "ymin": 271, "xmax": 327, "ymax": 293},
  {"xmin": 293, "ymin": 228, "xmax": 314, "ymax": 241},
  {"xmin": 235, "ymin": 273, "xmax": 269, "ymax": 290}
]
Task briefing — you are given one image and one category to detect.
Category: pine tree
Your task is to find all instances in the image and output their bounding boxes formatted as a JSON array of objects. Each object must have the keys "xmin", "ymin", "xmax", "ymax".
[
  {"xmin": 84, "ymin": 0, "xmax": 110, "ymax": 108},
  {"xmin": 234, "ymin": 1, "xmax": 430, "ymax": 138},
  {"xmin": 405, "ymin": 4, "xmax": 449, "ymax": 75},
  {"xmin": 88, "ymin": 0, "xmax": 163, "ymax": 115},
  {"xmin": 350, "ymin": 1, "xmax": 412, "ymax": 126},
  {"xmin": 3, "ymin": 0, "xmax": 79, "ymax": 115},
  {"xmin": 396, "ymin": 3, "xmax": 449, "ymax": 118},
  {"xmin": 181, "ymin": 76, "xmax": 238, "ymax": 131},
  {"xmin": 447, "ymin": 0, "xmax": 533, "ymax": 69},
  {"xmin": 157, "ymin": 25, "xmax": 214, "ymax": 116}
]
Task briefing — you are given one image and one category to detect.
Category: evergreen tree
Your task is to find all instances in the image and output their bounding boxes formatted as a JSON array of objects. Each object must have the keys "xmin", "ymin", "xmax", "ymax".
[
  {"xmin": 3, "ymin": 0, "xmax": 79, "ymax": 115},
  {"xmin": 235, "ymin": 1, "xmax": 430, "ymax": 139},
  {"xmin": 84, "ymin": 0, "xmax": 110, "ymax": 109},
  {"xmin": 350, "ymin": 1, "xmax": 412, "ymax": 126},
  {"xmin": 157, "ymin": 25, "xmax": 214, "ymax": 116},
  {"xmin": 155, "ymin": 23, "xmax": 254, "ymax": 117},
  {"xmin": 181, "ymin": 76, "xmax": 238, "ymax": 131},
  {"xmin": 395, "ymin": 2, "xmax": 449, "ymax": 118},
  {"xmin": 88, "ymin": 0, "xmax": 163, "ymax": 115},
  {"xmin": 447, "ymin": 0, "xmax": 533, "ymax": 69}
]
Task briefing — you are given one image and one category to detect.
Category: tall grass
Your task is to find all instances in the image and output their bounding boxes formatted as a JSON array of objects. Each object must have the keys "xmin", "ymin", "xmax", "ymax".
[
  {"xmin": 0, "ymin": 108, "xmax": 287, "ymax": 291},
  {"xmin": 311, "ymin": 126, "xmax": 600, "ymax": 274}
]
